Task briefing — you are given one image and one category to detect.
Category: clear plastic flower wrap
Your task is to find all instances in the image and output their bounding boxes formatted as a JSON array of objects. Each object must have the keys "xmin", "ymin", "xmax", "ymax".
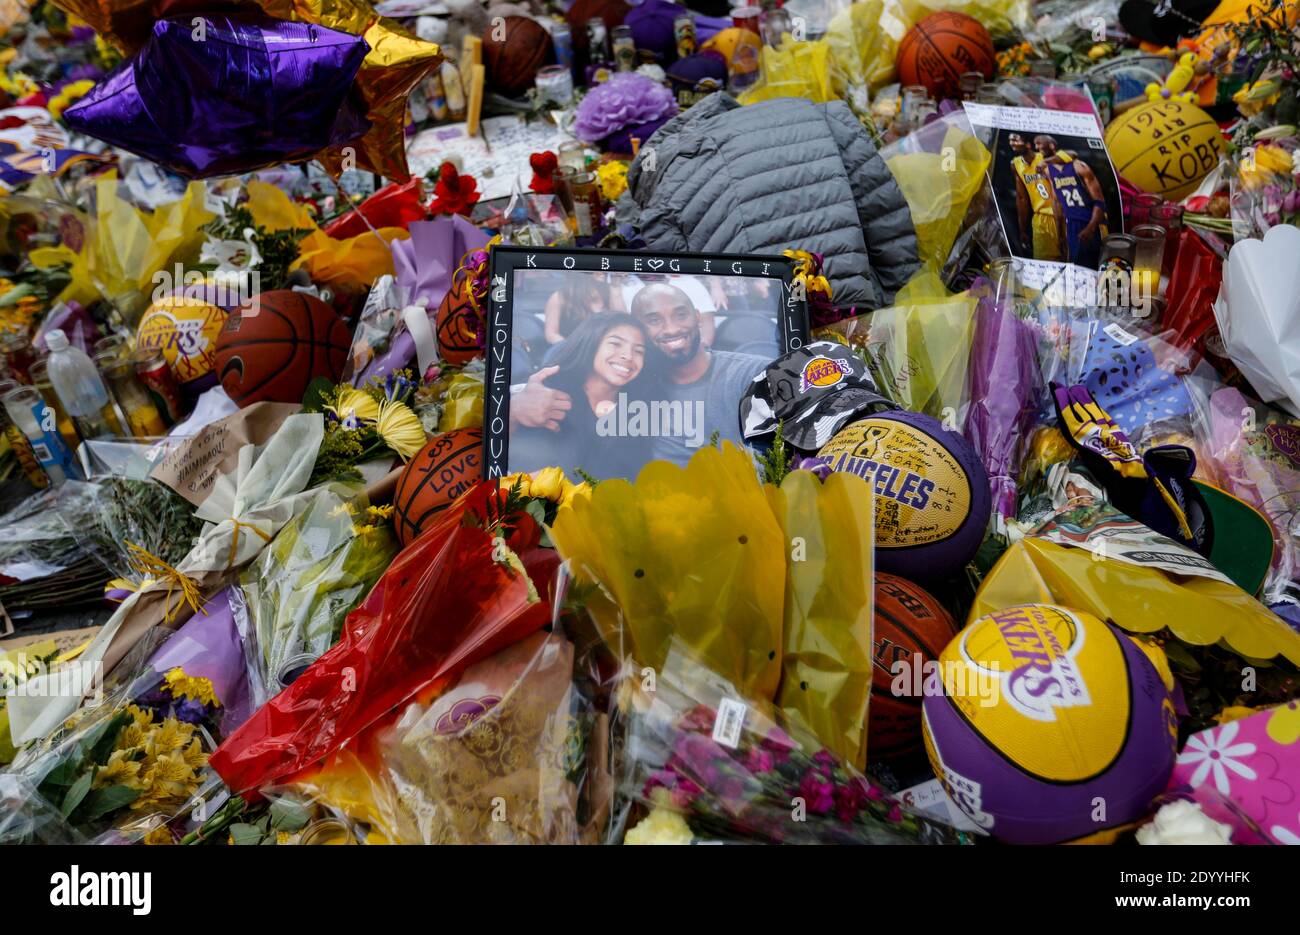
[
  {"xmin": 235, "ymin": 485, "xmax": 398, "ymax": 706},
  {"xmin": 613, "ymin": 642, "xmax": 967, "ymax": 845},
  {"xmin": 0, "ymin": 615, "xmax": 231, "ymax": 845},
  {"xmin": 76, "ymin": 474, "xmax": 206, "ymax": 602},
  {"xmin": 245, "ymin": 565, "xmax": 612, "ymax": 843},
  {"xmin": 0, "ymin": 481, "xmax": 101, "ymax": 585}
]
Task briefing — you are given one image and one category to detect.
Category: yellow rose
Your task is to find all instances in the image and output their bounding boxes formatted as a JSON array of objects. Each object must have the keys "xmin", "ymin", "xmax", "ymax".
[
  {"xmin": 560, "ymin": 481, "xmax": 590, "ymax": 507},
  {"xmin": 499, "ymin": 472, "xmax": 533, "ymax": 497},
  {"xmin": 529, "ymin": 466, "xmax": 567, "ymax": 502}
]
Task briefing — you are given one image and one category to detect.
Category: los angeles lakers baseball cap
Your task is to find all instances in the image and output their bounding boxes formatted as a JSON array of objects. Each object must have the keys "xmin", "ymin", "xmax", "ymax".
[
  {"xmin": 739, "ymin": 341, "xmax": 897, "ymax": 453},
  {"xmin": 1193, "ymin": 479, "xmax": 1275, "ymax": 597}
]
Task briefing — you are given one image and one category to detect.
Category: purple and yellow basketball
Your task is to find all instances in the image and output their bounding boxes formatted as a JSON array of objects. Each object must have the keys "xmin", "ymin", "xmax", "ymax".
[
  {"xmin": 921, "ymin": 603, "xmax": 1178, "ymax": 844},
  {"xmin": 815, "ymin": 410, "xmax": 990, "ymax": 579}
]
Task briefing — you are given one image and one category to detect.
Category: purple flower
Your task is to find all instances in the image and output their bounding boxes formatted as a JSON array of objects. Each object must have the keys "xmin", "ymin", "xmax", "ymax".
[
  {"xmin": 796, "ymin": 457, "xmax": 832, "ymax": 480},
  {"xmin": 742, "ymin": 747, "xmax": 775, "ymax": 774},
  {"xmin": 573, "ymin": 73, "xmax": 677, "ymax": 144},
  {"xmin": 834, "ymin": 781, "xmax": 866, "ymax": 822},
  {"xmin": 811, "ymin": 748, "xmax": 838, "ymax": 774},
  {"xmin": 1283, "ymin": 189, "xmax": 1300, "ymax": 217},
  {"xmin": 797, "ymin": 771, "xmax": 836, "ymax": 815},
  {"xmin": 173, "ymin": 698, "xmax": 210, "ymax": 724},
  {"xmin": 717, "ymin": 776, "xmax": 748, "ymax": 805}
]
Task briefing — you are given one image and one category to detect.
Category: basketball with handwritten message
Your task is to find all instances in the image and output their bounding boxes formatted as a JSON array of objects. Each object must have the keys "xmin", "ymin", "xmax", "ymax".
[
  {"xmin": 1105, "ymin": 98, "xmax": 1223, "ymax": 200},
  {"xmin": 215, "ymin": 291, "xmax": 350, "ymax": 406},
  {"xmin": 814, "ymin": 410, "xmax": 990, "ymax": 579},
  {"xmin": 922, "ymin": 603, "xmax": 1177, "ymax": 843},
  {"xmin": 394, "ymin": 428, "xmax": 483, "ymax": 546},
  {"xmin": 896, "ymin": 12, "xmax": 994, "ymax": 101},
  {"xmin": 436, "ymin": 276, "xmax": 483, "ymax": 365},
  {"xmin": 869, "ymin": 573, "xmax": 959, "ymax": 760}
]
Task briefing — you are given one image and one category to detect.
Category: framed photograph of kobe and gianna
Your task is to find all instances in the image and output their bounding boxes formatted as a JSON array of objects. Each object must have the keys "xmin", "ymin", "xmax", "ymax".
[{"xmin": 484, "ymin": 245, "xmax": 810, "ymax": 482}]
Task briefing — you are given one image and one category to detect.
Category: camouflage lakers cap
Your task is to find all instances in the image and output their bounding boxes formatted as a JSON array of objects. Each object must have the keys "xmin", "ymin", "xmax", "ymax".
[{"xmin": 739, "ymin": 340, "xmax": 897, "ymax": 453}]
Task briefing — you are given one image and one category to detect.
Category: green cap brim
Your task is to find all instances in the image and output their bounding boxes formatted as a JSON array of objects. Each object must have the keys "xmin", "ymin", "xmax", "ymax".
[{"xmin": 1194, "ymin": 480, "xmax": 1275, "ymax": 597}]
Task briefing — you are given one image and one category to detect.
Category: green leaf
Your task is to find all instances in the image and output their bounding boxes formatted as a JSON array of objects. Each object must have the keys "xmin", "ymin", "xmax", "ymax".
[
  {"xmin": 229, "ymin": 823, "xmax": 265, "ymax": 845},
  {"xmin": 268, "ymin": 798, "xmax": 310, "ymax": 832},
  {"xmin": 78, "ymin": 785, "xmax": 141, "ymax": 822},
  {"xmin": 85, "ymin": 710, "xmax": 134, "ymax": 766},
  {"xmin": 60, "ymin": 770, "xmax": 94, "ymax": 818},
  {"xmin": 1161, "ymin": 640, "xmax": 1202, "ymax": 674},
  {"xmin": 301, "ymin": 376, "xmax": 336, "ymax": 413},
  {"xmin": 38, "ymin": 755, "xmax": 82, "ymax": 790}
]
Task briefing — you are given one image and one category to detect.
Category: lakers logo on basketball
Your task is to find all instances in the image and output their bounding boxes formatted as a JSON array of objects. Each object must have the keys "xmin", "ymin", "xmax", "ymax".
[
  {"xmin": 983, "ymin": 605, "xmax": 1090, "ymax": 723},
  {"xmin": 136, "ymin": 297, "xmax": 227, "ymax": 384},
  {"xmin": 798, "ymin": 356, "xmax": 851, "ymax": 393}
]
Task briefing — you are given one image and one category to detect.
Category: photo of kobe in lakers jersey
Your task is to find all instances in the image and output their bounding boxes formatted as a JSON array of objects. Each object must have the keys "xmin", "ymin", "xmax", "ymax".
[
  {"xmin": 1010, "ymin": 132, "xmax": 1064, "ymax": 262},
  {"xmin": 1036, "ymin": 134, "xmax": 1108, "ymax": 271}
]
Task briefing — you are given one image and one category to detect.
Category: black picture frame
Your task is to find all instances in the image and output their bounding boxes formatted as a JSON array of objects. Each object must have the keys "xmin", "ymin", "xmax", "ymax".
[{"xmin": 483, "ymin": 245, "xmax": 810, "ymax": 480}]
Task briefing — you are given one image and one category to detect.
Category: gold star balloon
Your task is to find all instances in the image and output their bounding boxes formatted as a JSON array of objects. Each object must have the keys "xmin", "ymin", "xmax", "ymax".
[{"xmin": 50, "ymin": 0, "xmax": 441, "ymax": 180}]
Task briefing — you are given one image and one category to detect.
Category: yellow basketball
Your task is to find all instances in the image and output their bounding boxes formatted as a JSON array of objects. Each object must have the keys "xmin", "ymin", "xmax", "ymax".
[
  {"xmin": 1104, "ymin": 98, "xmax": 1223, "ymax": 200},
  {"xmin": 137, "ymin": 296, "xmax": 228, "ymax": 386},
  {"xmin": 813, "ymin": 410, "xmax": 990, "ymax": 578},
  {"xmin": 920, "ymin": 603, "xmax": 1177, "ymax": 844}
]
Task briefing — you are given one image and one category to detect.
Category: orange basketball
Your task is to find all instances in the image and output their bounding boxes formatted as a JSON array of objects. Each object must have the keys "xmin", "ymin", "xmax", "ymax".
[
  {"xmin": 896, "ymin": 11, "xmax": 994, "ymax": 101},
  {"xmin": 435, "ymin": 276, "xmax": 483, "ymax": 365},
  {"xmin": 392, "ymin": 428, "xmax": 483, "ymax": 546},
  {"xmin": 483, "ymin": 16, "xmax": 554, "ymax": 97},
  {"xmin": 868, "ymin": 572, "xmax": 959, "ymax": 760},
  {"xmin": 215, "ymin": 290, "xmax": 350, "ymax": 406}
]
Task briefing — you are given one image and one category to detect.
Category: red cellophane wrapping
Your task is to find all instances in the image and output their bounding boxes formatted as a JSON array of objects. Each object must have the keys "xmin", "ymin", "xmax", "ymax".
[
  {"xmin": 323, "ymin": 178, "xmax": 427, "ymax": 240},
  {"xmin": 1162, "ymin": 229, "xmax": 1223, "ymax": 355},
  {"xmin": 209, "ymin": 483, "xmax": 560, "ymax": 794}
]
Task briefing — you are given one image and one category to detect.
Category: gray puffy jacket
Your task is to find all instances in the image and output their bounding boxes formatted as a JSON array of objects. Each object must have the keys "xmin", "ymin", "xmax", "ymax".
[{"xmin": 622, "ymin": 93, "xmax": 919, "ymax": 309}]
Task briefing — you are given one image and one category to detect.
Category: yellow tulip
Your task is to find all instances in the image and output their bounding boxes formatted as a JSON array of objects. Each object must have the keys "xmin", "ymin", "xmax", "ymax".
[{"xmin": 1253, "ymin": 143, "xmax": 1294, "ymax": 176}]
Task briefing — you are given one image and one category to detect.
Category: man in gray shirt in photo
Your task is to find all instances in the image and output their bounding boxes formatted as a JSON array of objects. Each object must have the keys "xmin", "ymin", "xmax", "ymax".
[{"xmin": 510, "ymin": 282, "xmax": 770, "ymax": 468}]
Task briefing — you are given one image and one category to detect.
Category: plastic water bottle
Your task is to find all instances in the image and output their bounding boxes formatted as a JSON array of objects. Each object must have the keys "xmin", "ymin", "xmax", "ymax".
[{"xmin": 43, "ymin": 329, "xmax": 122, "ymax": 439}]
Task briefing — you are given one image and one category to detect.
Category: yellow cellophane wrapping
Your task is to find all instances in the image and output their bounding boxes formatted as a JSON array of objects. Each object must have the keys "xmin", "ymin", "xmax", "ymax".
[
  {"xmin": 866, "ymin": 271, "xmax": 976, "ymax": 419},
  {"xmin": 766, "ymin": 470, "xmax": 875, "ymax": 770},
  {"xmin": 551, "ymin": 443, "xmax": 785, "ymax": 701},
  {"xmin": 884, "ymin": 122, "xmax": 991, "ymax": 273},
  {"xmin": 552, "ymin": 444, "xmax": 878, "ymax": 768},
  {"xmin": 972, "ymin": 537, "xmax": 1300, "ymax": 666},
  {"xmin": 29, "ymin": 172, "xmax": 214, "ymax": 321},
  {"xmin": 739, "ymin": 36, "xmax": 836, "ymax": 106},
  {"xmin": 245, "ymin": 179, "xmax": 409, "ymax": 296}
]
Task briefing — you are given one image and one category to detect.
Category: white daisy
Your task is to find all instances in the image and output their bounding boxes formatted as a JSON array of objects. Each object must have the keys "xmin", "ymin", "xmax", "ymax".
[{"xmin": 1177, "ymin": 721, "xmax": 1257, "ymax": 796}]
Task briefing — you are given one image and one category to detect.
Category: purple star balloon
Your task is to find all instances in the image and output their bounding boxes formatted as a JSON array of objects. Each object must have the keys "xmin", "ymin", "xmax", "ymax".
[{"xmin": 65, "ymin": 14, "xmax": 371, "ymax": 179}]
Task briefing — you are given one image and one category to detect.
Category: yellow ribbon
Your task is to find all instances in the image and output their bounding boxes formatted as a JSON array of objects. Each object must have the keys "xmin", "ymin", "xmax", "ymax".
[
  {"xmin": 125, "ymin": 542, "xmax": 206, "ymax": 622},
  {"xmin": 226, "ymin": 517, "xmax": 272, "ymax": 567},
  {"xmin": 782, "ymin": 249, "xmax": 832, "ymax": 299}
]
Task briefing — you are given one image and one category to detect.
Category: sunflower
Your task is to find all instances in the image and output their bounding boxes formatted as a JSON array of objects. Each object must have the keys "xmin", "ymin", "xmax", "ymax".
[{"xmin": 375, "ymin": 399, "xmax": 427, "ymax": 460}]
